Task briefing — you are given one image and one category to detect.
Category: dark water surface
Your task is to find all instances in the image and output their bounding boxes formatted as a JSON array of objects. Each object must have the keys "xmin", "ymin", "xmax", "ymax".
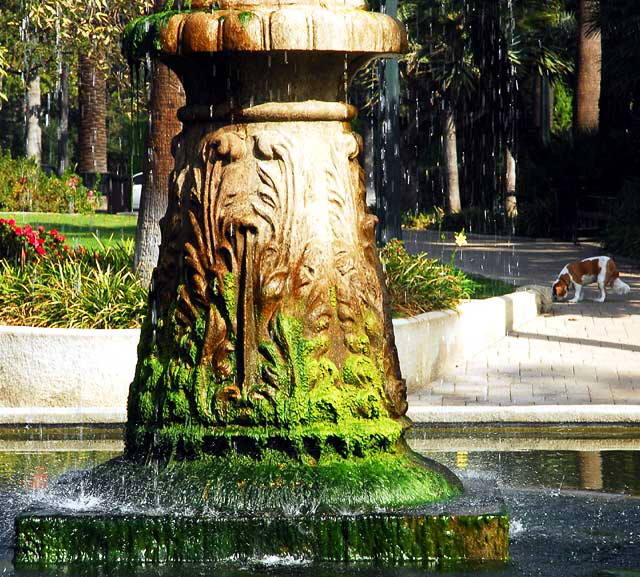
[{"xmin": 1, "ymin": 424, "xmax": 640, "ymax": 577}]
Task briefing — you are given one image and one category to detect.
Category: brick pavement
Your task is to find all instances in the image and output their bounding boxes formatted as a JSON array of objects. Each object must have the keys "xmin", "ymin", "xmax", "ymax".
[{"xmin": 404, "ymin": 230, "xmax": 640, "ymax": 408}]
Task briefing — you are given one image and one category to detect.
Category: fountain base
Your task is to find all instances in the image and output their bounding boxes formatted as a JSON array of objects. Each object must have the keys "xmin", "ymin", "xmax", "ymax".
[
  {"xmin": 15, "ymin": 510, "xmax": 508, "ymax": 566},
  {"xmin": 13, "ymin": 450, "xmax": 508, "ymax": 567}
]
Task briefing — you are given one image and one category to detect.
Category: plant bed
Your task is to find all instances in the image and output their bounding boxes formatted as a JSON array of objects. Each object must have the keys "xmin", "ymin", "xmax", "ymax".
[
  {"xmin": 380, "ymin": 239, "xmax": 515, "ymax": 318},
  {"xmin": 0, "ymin": 217, "xmax": 145, "ymax": 329}
]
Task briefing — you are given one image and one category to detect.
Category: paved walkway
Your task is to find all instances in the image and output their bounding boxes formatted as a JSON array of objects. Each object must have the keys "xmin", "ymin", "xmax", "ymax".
[{"xmin": 402, "ymin": 230, "xmax": 640, "ymax": 417}]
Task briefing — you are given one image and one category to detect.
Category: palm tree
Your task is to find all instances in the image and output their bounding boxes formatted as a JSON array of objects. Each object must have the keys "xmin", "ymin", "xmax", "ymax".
[
  {"xmin": 77, "ymin": 52, "xmax": 108, "ymax": 178},
  {"xmin": 573, "ymin": 0, "xmax": 601, "ymax": 135},
  {"xmin": 133, "ymin": 0, "xmax": 185, "ymax": 284},
  {"xmin": 512, "ymin": 0, "xmax": 574, "ymax": 140},
  {"xmin": 400, "ymin": 0, "xmax": 480, "ymax": 215},
  {"xmin": 25, "ymin": 72, "xmax": 41, "ymax": 162},
  {"xmin": 507, "ymin": 0, "xmax": 573, "ymax": 217}
]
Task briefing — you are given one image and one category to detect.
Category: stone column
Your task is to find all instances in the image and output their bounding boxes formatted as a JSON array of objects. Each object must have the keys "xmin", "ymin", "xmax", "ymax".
[{"xmin": 125, "ymin": 1, "xmax": 409, "ymax": 462}]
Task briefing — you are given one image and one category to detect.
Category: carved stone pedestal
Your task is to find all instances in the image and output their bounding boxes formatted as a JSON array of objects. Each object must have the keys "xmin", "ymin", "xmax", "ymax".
[{"xmin": 125, "ymin": 2, "xmax": 411, "ymax": 460}]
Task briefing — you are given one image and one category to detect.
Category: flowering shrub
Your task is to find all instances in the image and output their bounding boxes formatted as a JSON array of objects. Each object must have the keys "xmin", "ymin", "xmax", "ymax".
[
  {"xmin": 0, "ymin": 150, "xmax": 97, "ymax": 213},
  {"xmin": 0, "ymin": 218, "xmax": 70, "ymax": 265},
  {"xmin": 0, "ymin": 237, "xmax": 147, "ymax": 329}
]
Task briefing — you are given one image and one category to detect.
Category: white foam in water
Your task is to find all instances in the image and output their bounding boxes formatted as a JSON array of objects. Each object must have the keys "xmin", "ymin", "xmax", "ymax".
[
  {"xmin": 510, "ymin": 518, "xmax": 525, "ymax": 536},
  {"xmin": 54, "ymin": 494, "xmax": 104, "ymax": 512},
  {"xmin": 258, "ymin": 554, "xmax": 310, "ymax": 566}
]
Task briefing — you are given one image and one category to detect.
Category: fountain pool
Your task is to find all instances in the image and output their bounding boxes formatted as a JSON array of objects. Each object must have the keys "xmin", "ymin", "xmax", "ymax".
[{"xmin": 2, "ymin": 423, "xmax": 640, "ymax": 576}]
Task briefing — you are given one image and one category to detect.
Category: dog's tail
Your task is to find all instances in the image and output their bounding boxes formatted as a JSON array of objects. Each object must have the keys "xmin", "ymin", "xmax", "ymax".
[{"xmin": 612, "ymin": 277, "xmax": 631, "ymax": 295}]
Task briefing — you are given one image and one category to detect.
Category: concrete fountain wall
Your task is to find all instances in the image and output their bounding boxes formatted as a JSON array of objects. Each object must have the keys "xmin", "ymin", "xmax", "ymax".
[
  {"xmin": 0, "ymin": 288, "xmax": 543, "ymax": 424},
  {"xmin": 0, "ymin": 325, "xmax": 138, "ymax": 424}
]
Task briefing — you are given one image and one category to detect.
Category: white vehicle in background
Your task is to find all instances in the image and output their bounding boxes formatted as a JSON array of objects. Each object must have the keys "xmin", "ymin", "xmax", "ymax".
[{"xmin": 132, "ymin": 172, "xmax": 143, "ymax": 211}]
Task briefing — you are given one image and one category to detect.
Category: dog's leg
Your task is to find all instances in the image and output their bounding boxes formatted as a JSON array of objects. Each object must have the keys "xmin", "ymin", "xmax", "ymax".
[
  {"xmin": 613, "ymin": 278, "xmax": 631, "ymax": 295},
  {"xmin": 569, "ymin": 284, "xmax": 583, "ymax": 303},
  {"xmin": 596, "ymin": 280, "xmax": 606, "ymax": 302}
]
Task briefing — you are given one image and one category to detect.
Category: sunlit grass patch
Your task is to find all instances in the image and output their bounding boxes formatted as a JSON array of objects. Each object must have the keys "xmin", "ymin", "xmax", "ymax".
[{"xmin": 0, "ymin": 211, "xmax": 137, "ymax": 250}]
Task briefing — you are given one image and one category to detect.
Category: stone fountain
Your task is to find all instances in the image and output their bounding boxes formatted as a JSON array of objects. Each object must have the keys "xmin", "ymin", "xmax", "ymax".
[{"xmin": 13, "ymin": 0, "xmax": 508, "ymax": 567}]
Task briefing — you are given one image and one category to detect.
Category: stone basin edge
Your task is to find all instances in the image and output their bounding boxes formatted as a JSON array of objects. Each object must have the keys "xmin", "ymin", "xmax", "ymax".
[{"xmin": 0, "ymin": 287, "xmax": 548, "ymax": 424}]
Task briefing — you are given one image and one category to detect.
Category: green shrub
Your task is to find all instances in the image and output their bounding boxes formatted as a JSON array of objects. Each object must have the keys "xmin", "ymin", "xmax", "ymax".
[
  {"xmin": 552, "ymin": 79, "xmax": 573, "ymax": 135},
  {"xmin": 380, "ymin": 239, "xmax": 476, "ymax": 317},
  {"xmin": 403, "ymin": 206, "xmax": 511, "ymax": 236},
  {"xmin": 603, "ymin": 179, "xmax": 640, "ymax": 258},
  {"xmin": 0, "ymin": 237, "xmax": 146, "ymax": 329},
  {"xmin": 401, "ymin": 208, "xmax": 444, "ymax": 230},
  {"xmin": 0, "ymin": 150, "xmax": 98, "ymax": 214}
]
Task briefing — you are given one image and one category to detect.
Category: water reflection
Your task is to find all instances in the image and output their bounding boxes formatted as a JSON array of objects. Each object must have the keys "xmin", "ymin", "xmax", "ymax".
[{"xmin": 408, "ymin": 424, "xmax": 640, "ymax": 495}]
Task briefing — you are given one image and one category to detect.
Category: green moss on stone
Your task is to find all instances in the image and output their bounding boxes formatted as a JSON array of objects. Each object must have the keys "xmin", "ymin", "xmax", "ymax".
[
  {"xmin": 138, "ymin": 391, "xmax": 155, "ymax": 422},
  {"xmin": 15, "ymin": 509, "xmax": 508, "ymax": 567},
  {"xmin": 221, "ymin": 272, "xmax": 236, "ymax": 321},
  {"xmin": 342, "ymin": 353, "xmax": 383, "ymax": 389},
  {"xmin": 122, "ymin": 11, "xmax": 186, "ymax": 66},
  {"xmin": 328, "ymin": 285, "xmax": 337, "ymax": 309},
  {"xmin": 129, "ymin": 267, "xmax": 404, "ymax": 461}
]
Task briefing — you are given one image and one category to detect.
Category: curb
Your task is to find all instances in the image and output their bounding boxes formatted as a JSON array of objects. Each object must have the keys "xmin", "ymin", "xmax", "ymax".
[
  {"xmin": 0, "ymin": 326, "xmax": 138, "ymax": 415},
  {"xmin": 394, "ymin": 286, "xmax": 548, "ymax": 388},
  {"xmin": 0, "ymin": 407, "xmax": 127, "ymax": 425},
  {"xmin": 407, "ymin": 404, "xmax": 640, "ymax": 424}
]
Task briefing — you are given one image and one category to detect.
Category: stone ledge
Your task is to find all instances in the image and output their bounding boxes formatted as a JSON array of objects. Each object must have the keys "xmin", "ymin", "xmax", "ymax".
[
  {"xmin": 0, "ymin": 289, "xmax": 544, "ymax": 424},
  {"xmin": 0, "ymin": 408, "xmax": 126, "ymax": 425},
  {"xmin": 407, "ymin": 405, "xmax": 640, "ymax": 424},
  {"xmin": 394, "ymin": 287, "xmax": 545, "ymax": 389},
  {"xmin": 0, "ymin": 325, "xmax": 138, "ymax": 416},
  {"xmin": 160, "ymin": 8, "xmax": 407, "ymax": 54}
]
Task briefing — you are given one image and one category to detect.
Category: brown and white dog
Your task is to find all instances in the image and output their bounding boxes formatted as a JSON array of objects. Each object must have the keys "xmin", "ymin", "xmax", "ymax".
[{"xmin": 552, "ymin": 256, "xmax": 630, "ymax": 303}]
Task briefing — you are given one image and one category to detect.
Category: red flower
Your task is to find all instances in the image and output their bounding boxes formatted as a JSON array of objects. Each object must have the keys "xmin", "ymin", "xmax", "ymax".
[
  {"xmin": 49, "ymin": 229, "xmax": 58, "ymax": 236},
  {"xmin": 35, "ymin": 246, "xmax": 45, "ymax": 256},
  {"xmin": 8, "ymin": 219, "xmax": 15, "ymax": 227}
]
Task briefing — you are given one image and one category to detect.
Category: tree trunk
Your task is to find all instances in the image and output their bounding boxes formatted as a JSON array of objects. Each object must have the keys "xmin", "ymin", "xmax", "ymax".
[
  {"xmin": 505, "ymin": 146, "xmax": 517, "ymax": 219},
  {"xmin": 78, "ymin": 53, "xmax": 108, "ymax": 175},
  {"xmin": 25, "ymin": 74, "xmax": 42, "ymax": 163},
  {"xmin": 134, "ymin": 57, "xmax": 185, "ymax": 284},
  {"xmin": 533, "ymin": 75, "xmax": 553, "ymax": 145},
  {"xmin": 574, "ymin": 0, "xmax": 601, "ymax": 135},
  {"xmin": 57, "ymin": 61, "xmax": 69, "ymax": 176},
  {"xmin": 442, "ymin": 106, "xmax": 461, "ymax": 214}
]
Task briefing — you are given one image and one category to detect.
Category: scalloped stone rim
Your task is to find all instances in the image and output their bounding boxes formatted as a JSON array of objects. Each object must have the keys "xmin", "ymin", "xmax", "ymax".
[{"xmin": 159, "ymin": 8, "xmax": 408, "ymax": 54}]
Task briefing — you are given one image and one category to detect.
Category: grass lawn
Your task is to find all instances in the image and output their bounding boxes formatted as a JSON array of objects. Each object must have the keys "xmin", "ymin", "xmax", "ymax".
[
  {"xmin": 467, "ymin": 274, "xmax": 516, "ymax": 299},
  {"xmin": 0, "ymin": 211, "xmax": 137, "ymax": 249}
]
